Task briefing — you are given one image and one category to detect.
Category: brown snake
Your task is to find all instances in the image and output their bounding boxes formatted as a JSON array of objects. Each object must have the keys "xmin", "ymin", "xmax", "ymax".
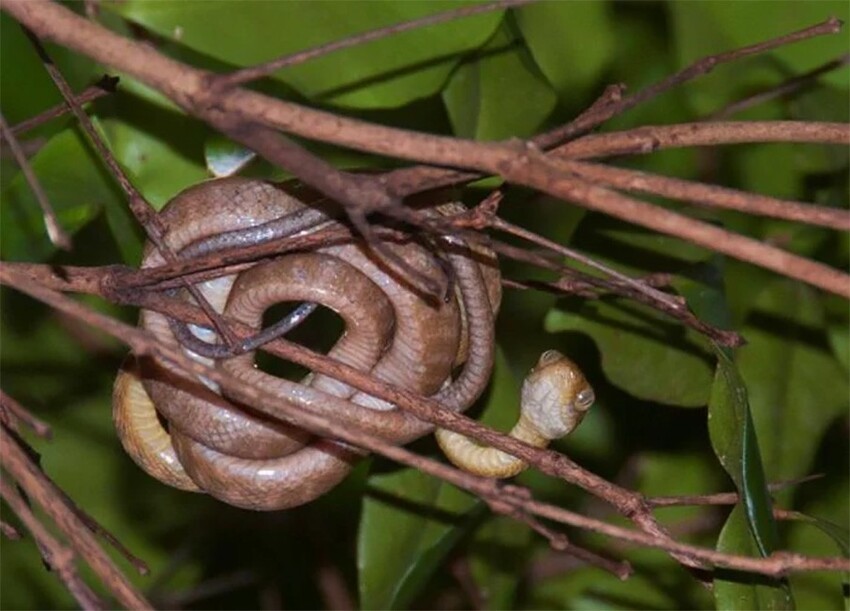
[{"xmin": 113, "ymin": 177, "xmax": 594, "ymax": 510}]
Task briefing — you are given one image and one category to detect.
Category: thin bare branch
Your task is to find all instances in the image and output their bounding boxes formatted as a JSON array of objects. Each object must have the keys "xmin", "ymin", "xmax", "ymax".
[
  {"xmin": 557, "ymin": 121, "xmax": 850, "ymax": 159},
  {"xmin": 6, "ymin": 75, "xmax": 119, "ymax": 137},
  {"xmin": 8, "ymin": 1, "xmax": 848, "ymax": 299},
  {"xmin": 0, "ymin": 427, "xmax": 151, "ymax": 609},
  {"xmin": 562, "ymin": 160, "xmax": 850, "ymax": 231},
  {"xmin": 0, "ymin": 476, "xmax": 105, "ymax": 610},
  {"xmin": 708, "ymin": 53, "xmax": 850, "ymax": 120},
  {"xmin": 21, "ymin": 26, "xmax": 241, "ymax": 347},
  {"xmin": 0, "ymin": 112, "xmax": 71, "ymax": 250},
  {"xmin": 3, "ymin": 265, "xmax": 849, "ymax": 576},
  {"xmin": 535, "ymin": 17, "xmax": 845, "ymax": 148},
  {"xmin": 0, "ymin": 390, "xmax": 52, "ymax": 439},
  {"xmin": 213, "ymin": 0, "xmax": 534, "ymax": 89}
]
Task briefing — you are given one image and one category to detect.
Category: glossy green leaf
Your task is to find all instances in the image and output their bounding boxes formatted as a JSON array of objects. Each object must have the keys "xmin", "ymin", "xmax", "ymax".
[
  {"xmin": 1, "ymin": 128, "xmax": 119, "ymax": 262},
  {"xmin": 545, "ymin": 299, "xmax": 714, "ymax": 406},
  {"xmin": 99, "ymin": 100, "xmax": 209, "ymax": 210},
  {"xmin": 358, "ymin": 469, "xmax": 480, "ymax": 610},
  {"xmin": 205, "ymin": 134, "xmax": 257, "ymax": 178},
  {"xmin": 106, "ymin": 0, "xmax": 505, "ymax": 109},
  {"xmin": 827, "ymin": 324, "xmax": 849, "ymax": 373},
  {"xmin": 714, "ymin": 505, "xmax": 793, "ymax": 610},
  {"xmin": 737, "ymin": 280, "xmax": 849, "ymax": 501},
  {"xmin": 357, "ymin": 348, "xmax": 519, "ymax": 609},
  {"xmin": 786, "ymin": 476, "xmax": 849, "ymax": 611},
  {"xmin": 784, "ymin": 512, "xmax": 849, "ymax": 556},
  {"xmin": 0, "ymin": 13, "xmax": 96, "ymax": 126},
  {"xmin": 708, "ymin": 346, "xmax": 779, "ymax": 557},
  {"xmin": 530, "ymin": 546, "xmax": 710, "ymax": 610},
  {"xmin": 442, "ymin": 25, "xmax": 556, "ymax": 140},
  {"xmin": 514, "ymin": 1, "xmax": 615, "ymax": 97},
  {"xmin": 468, "ymin": 516, "xmax": 531, "ymax": 609}
]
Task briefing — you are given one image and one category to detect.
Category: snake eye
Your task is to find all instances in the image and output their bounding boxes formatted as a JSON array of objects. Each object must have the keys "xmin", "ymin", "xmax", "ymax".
[
  {"xmin": 575, "ymin": 388, "xmax": 595, "ymax": 410},
  {"xmin": 539, "ymin": 350, "xmax": 563, "ymax": 366}
]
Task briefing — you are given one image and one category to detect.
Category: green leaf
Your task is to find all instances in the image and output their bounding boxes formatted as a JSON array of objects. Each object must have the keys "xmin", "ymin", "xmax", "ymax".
[
  {"xmin": 737, "ymin": 280, "xmax": 849, "ymax": 500},
  {"xmin": 545, "ymin": 299, "xmax": 714, "ymax": 406},
  {"xmin": 106, "ymin": 0, "xmax": 505, "ymax": 109},
  {"xmin": 783, "ymin": 511, "xmax": 849, "ymax": 557},
  {"xmin": 1, "ymin": 128, "xmax": 118, "ymax": 262},
  {"xmin": 468, "ymin": 516, "xmax": 531, "ymax": 609},
  {"xmin": 357, "ymin": 347, "xmax": 519, "ymax": 609},
  {"xmin": 0, "ymin": 13, "xmax": 96, "ymax": 126},
  {"xmin": 786, "ymin": 476, "xmax": 849, "ymax": 611},
  {"xmin": 442, "ymin": 25, "xmax": 556, "ymax": 140},
  {"xmin": 708, "ymin": 346, "xmax": 779, "ymax": 557},
  {"xmin": 714, "ymin": 505, "xmax": 794, "ymax": 610},
  {"xmin": 205, "ymin": 134, "xmax": 257, "ymax": 178},
  {"xmin": 358, "ymin": 469, "xmax": 480, "ymax": 610},
  {"xmin": 514, "ymin": 1, "xmax": 615, "ymax": 97},
  {"xmin": 99, "ymin": 98, "xmax": 209, "ymax": 210}
]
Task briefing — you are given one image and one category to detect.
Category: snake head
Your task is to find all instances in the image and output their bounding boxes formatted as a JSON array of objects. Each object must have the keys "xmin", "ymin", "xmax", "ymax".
[{"xmin": 520, "ymin": 350, "xmax": 595, "ymax": 440}]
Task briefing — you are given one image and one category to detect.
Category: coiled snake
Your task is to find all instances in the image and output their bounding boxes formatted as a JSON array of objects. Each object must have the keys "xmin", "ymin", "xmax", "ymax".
[{"xmin": 113, "ymin": 177, "xmax": 594, "ymax": 510}]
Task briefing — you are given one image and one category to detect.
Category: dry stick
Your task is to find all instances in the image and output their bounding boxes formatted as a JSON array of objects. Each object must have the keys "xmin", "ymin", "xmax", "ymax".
[
  {"xmin": 708, "ymin": 53, "xmax": 850, "ymax": 120},
  {"xmin": 213, "ymin": 0, "xmax": 535, "ymax": 89},
  {"xmin": 562, "ymin": 159, "xmax": 850, "ymax": 231},
  {"xmin": 2, "ymin": 267, "xmax": 848, "ymax": 577},
  {"xmin": 649, "ymin": 475, "xmax": 825, "ymax": 509},
  {"xmin": 492, "ymin": 217, "xmax": 684, "ymax": 310},
  {"xmin": 20, "ymin": 28, "xmax": 240, "ymax": 348},
  {"xmin": 534, "ymin": 16, "xmax": 845, "ymax": 149},
  {"xmin": 1, "ymin": 520, "xmax": 22, "ymax": 540},
  {"xmin": 0, "ymin": 112, "xmax": 71, "ymax": 250},
  {"xmin": 484, "ymin": 488, "xmax": 631, "ymax": 579},
  {"xmin": 0, "ymin": 390, "xmax": 52, "ymax": 439},
  {"xmin": 0, "ymin": 427, "xmax": 151, "ymax": 609},
  {"xmin": 7, "ymin": 75, "xmax": 119, "ymax": 136},
  {"xmin": 0, "ymin": 476, "xmax": 105, "ymax": 610},
  {"xmin": 382, "ymin": 12, "xmax": 842, "ymax": 196},
  {"xmin": 7, "ymin": 0, "xmax": 848, "ymax": 297},
  {"xmin": 491, "ymin": 499, "xmax": 633, "ymax": 580},
  {"xmin": 486, "ymin": 218, "xmax": 745, "ymax": 347},
  {"xmin": 200, "ymin": 118, "xmax": 445, "ymax": 298},
  {"xmin": 0, "ymin": 260, "xmax": 694, "ymax": 569},
  {"xmin": 522, "ymin": 153, "xmax": 850, "ymax": 299},
  {"xmin": 0, "ymin": 395, "xmax": 149, "ymax": 575},
  {"xmin": 556, "ymin": 120, "xmax": 850, "ymax": 159}
]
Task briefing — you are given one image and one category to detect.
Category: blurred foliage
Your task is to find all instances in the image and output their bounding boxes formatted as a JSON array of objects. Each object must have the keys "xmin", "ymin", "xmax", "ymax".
[{"xmin": 1, "ymin": 1, "xmax": 848, "ymax": 609}]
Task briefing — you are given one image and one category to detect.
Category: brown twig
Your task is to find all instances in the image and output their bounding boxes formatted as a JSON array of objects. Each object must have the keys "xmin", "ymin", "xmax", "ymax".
[
  {"xmin": 556, "ymin": 120, "xmax": 850, "ymax": 159},
  {"xmin": 648, "ymin": 475, "xmax": 825, "ymax": 508},
  {"xmin": 6, "ymin": 75, "xmax": 119, "ymax": 137},
  {"xmin": 212, "ymin": 0, "xmax": 534, "ymax": 90},
  {"xmin": 707, "ymin": 53, "xmax": 850, "ymax": 120},
  {"xmin": 561, "ymin": 160, "xmax": 850, "ymax": 231},
  {"xmin": 0, "ymin": 476, "xmax": 105, "ymax": 610},
  {"xmin": 487, "ymin": 492, "xmax": 633, "ymax": 580},
  {"xmin": 534, "ymin": 17, "xmax": 845, "ymax": 148},
  {"xmin": 3, "ymin": 266, "xmax": 848, "ymax": 576},
  {"xmin": 7, "ymin": 1, "xmax": 848, "ymax": 298},
  {"xmin": 0, "ymin": 112, "xmax": 71, "ymax": 250},
  {"xmin": 1, "ymin": 520, "xmax": 22, "ymax": 540},
  {"xmin": 0, "ymin": 390, "xmax": 52, "ymax": 439},
  {"xmin": 21, "ymin": 26, "xmax": 241, "ymax": 347},
  {"xmin": 0, "ymin": 426, "xmax": 151, "ymax": 609}
]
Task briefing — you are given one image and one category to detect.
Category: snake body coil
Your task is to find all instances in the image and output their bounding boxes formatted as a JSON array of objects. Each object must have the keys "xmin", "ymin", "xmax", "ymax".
[
  {"xmin": 114, "ymin": 178, "xmax": 595, "ymax": 510},
  {"xmin": 113, "ymin": 177, "xmax": 502, "ymax": 510}
]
